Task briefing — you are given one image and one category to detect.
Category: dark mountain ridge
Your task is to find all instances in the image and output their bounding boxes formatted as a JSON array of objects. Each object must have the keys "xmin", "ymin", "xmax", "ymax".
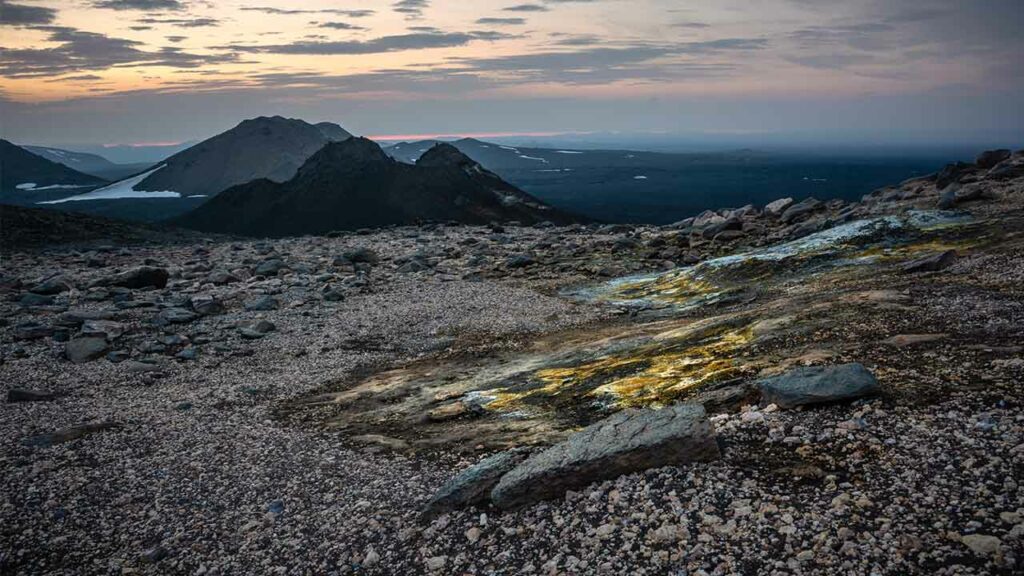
[{"xmin": 175, "ymin": 137, "xmax": 582, "ymax": 237}]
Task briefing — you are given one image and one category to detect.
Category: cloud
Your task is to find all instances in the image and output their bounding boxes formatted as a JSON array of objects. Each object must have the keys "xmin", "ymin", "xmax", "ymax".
[
  {"xmin": 317, "ymin": 21, "xmax": 368, "ymax": 31},
  {"xmin": 239, "ymin": 6, "xmax": 374, "ymax": 17},
  {"xmin": 91, "ymin": 0, "xmax": 185, "ymax": 10},
  {"xmin": 136, "ymin": 17, "xmax": 220, "ymax": 27},
  {"xmin": 0, "ymin": 0, "xmax": 57, "ymax": 26},
  {"xmin": 0, "ymin": 26, "xmax": 237, "ymax": 77},
  {"xmin": 393, "ymin": 0, "xmax": 428, "ymax": 19},
  {"xmin": 476, "ymin": 17, "xmax": 526, "ymax": 25},
  {"xmin": 503, "ymin": 4, "xmax": 549, "ymax": 12},
  {"xmin": 220, "ymin": 31, "xmax": 509, "ymax": 55}
]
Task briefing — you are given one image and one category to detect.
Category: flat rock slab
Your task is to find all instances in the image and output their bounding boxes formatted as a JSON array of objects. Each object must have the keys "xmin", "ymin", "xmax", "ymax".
[
  {"xmin": 423, "ymin": 448, "xmax": 529, "ymax": 518},
  {"xmin": 757, "ymin": 363, "xmax": 879, "ymax": 409},
  {"xmin": 491, "ymin": 404, "xmax": 719, "ymax": 509}
]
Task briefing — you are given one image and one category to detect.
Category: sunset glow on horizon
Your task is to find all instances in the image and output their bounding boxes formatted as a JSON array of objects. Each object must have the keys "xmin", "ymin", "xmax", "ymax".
[{"xmin": 1, "ymin": 0, "xmax": 1021, "ymax": 146}]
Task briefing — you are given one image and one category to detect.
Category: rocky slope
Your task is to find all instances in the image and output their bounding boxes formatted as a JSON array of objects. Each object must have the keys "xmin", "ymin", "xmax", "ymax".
[
  {"xmin": 0, "ymin": 149, "xmax": 1022, "ymax": 575},
  {"xmin": 128, "ymin": 116, "xmax": 352, "ymax": 197},
  {"xmin": 175, "ymin": 138, "xmax": 582, "ymax": 236}
]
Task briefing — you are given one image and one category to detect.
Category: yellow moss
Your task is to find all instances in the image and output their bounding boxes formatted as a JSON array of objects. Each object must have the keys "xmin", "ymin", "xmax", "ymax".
[{"xmin": 482, "ymin": 326, "xmax": 754, "ymax": 413}]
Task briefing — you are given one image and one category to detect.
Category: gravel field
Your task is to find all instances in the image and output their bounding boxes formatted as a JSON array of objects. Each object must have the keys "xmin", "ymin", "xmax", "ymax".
[{"xmin": 2, "ymin": 154, "xmax": 1024, "ymax": 575}]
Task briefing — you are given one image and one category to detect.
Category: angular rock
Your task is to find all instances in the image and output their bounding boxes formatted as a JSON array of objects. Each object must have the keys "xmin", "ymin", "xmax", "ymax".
[
  {"xmin": 780, "ymin": 198, "xmax": 821, "ymax": 224},
  {"xmin": 757, "ymin": 363, "xmax": 879, "ymax": 409},
  {"xmin": 104, "ymin": 266, "xmax": 169, "ymax": 289},
  {"xmin": 976, "ymin": 149, "xmax": 1011, "ymax": 170},
  {"xmin": 65, "ymin": 336, "xmax": 110, "ymax": 364},
  {"xmin": 901, "ymin": 250, "xmax": 956, "ymax": 274},
  {"xmin": 491, "ymin": 404, "xmax": 719, "ymax": 509},
  {"xmin": 423, "ymin": 449, "xmax": 529, "ymax": 518}
]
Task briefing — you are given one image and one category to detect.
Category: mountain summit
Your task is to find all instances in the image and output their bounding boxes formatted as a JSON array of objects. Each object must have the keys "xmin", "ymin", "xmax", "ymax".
[
  {"xmin": 129, "ymin": 116, "xmax": 352, "ymax": 198},
  {"xmin": 175, "ymin": 138, "xmax": 580, "ymax": 236}
]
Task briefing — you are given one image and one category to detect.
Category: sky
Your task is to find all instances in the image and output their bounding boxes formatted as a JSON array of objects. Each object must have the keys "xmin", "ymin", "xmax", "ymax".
[{"xmin": 0, "ymin": 0, "xmax": 1022, "ymax": 149}]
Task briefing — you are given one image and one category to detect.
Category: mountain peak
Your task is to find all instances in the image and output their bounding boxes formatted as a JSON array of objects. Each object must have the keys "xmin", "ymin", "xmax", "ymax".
[
  {"xmin": 417, "ymin": 142, "xmax": 478, "ymax": 169},
  {"xmin": 299, "ymin": 138, "xmax": 392, "ymax": 175}
]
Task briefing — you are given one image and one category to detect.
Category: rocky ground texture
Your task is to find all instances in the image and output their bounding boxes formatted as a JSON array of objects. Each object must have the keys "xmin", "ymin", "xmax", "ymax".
[{"xmin": 2, "ymin": 149, "xmax": 1023, "ymax": 575}]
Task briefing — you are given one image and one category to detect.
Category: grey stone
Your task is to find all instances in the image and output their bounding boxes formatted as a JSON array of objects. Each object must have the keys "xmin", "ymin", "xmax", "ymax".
[
  {"xmin": 757, "ymin": 363, "xmax": 879, "ymax": 409},
  {"xmin": 423, "ymin": 449, "xmax": 529, "ymax": 518},
  {"xmin": 81, "ymin": 320, "xmax": 124, "ymax": 340},
  {"xmin": 491, "ymin": 404, "xmax": 719, "ymax": 509},
  {"xmin": 65, "ymin": 336, "xmax": 110, "ymax": 364}
]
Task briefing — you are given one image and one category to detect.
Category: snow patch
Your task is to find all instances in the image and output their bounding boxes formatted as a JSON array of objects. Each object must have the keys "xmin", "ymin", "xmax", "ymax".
[
  {"xmin": 16, "ymin": 183, "xmax": 92, "ymax": 191},
  {"xmin": 633, "ymin": 175, "xmax": 648, "ymax": 180},
  {"xmin": 518, "ymin": 155, "xmax": 548, "ymax": 163},
  {"xmin": 555, "ymin": 150, "xmax": 584, "ymax": 154},
  {"xmin": 41, "ymin": 165, "xmax": 179, "ymax": 204}
]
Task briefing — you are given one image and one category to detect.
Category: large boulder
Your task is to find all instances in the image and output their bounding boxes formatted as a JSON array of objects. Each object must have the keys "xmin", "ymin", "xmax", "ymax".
[
  {"xmin": 757, "ymin": 363, "xmax": 879, "ymax": 409},
  {"xmin": 423, "ymin": 449, "xmax": 530, "ymax": 518},
  {"xmin": 491, "ymin": 404, "xmax": 719, "ymax": 509}
]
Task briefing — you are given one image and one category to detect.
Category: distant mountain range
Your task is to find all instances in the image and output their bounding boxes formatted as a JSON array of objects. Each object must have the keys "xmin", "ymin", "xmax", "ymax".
[
  {"xmin": 175, "ymin": 138, "xmax": 579, "ymax": 236},
  {"xmin": 1, "ymin": 140, "xmax": 107, "ymax": 201},
  {"xmin": 22, "ymin": 145, "xmax": 151, "ymax": 181}
]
